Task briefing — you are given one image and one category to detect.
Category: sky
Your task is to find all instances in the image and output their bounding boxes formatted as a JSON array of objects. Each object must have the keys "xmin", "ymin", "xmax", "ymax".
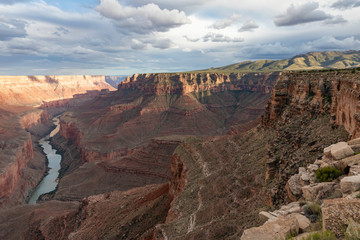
[{"xmin": 0, "ymin": 0, "xmax": 359, "ymax": 75}]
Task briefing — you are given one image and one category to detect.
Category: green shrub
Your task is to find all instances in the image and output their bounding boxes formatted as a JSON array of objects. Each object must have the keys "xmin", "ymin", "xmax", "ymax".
[
  {"xmin": 302, "ymin": 231, "xmax": 336, "ymax": 240},
  {"xmin": 304, "ymin": 202, "xmax": 321, "ymax": 216},
  {"xmin": 315, "ymin": 166, "xmax": 342, "ymax": 182}
]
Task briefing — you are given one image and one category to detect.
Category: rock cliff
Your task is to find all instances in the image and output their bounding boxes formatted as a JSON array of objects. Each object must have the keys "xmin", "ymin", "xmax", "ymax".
[
  {"xmin": 261, "ymin": 70, "xmax": 360, "ymax": 206},
  {"xmin": 0, "ymin": 75, "xmax": 115, "ymax": 106}
]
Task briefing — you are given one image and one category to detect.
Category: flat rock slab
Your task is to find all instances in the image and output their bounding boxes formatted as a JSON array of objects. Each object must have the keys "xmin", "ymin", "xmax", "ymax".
[
  {"xmin": 348, "ymin": 137, "xmax": 360, "ymax": 146},
  {"xmin": 340, "ymin": 175, "xmax": 360, "ymax": 194},
  {"xmin": 329, "ymin": 142, "xmax": 354, "ymax": 160},
  {"xmin": 241, "ymin": 213, "xmax": 300, "ymax": 240},
  {"xmin": 339, "ymin": 154, "xmax": 360, "ymax": 171},
  {"xmin": 322, "ymin": 198, "xmax": 360, "ymax": 237}
]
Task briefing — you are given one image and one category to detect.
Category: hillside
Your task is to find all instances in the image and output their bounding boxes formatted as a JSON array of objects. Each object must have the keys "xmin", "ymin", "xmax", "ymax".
[{"xmin": 192, "ymin": 50, "xmax": 360, "ymax": 73}]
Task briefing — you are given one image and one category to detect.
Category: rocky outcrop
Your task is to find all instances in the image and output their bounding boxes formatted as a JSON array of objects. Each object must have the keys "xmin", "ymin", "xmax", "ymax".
[
  {"xmin": 0, "ymin": 75, "xmax": 115, "ymax": 106},
  {"xmin": 121, "ymin": 72, "xmax": 278, "ymax": 95},
  {"xmin": 0, "ymin": 183, "xmax": 171, "ymax": 240},
  {"xmin": 52, "ymin": 138, "xmax": 180, "ymax": 201},
  {"xmin": 322, "ymin": 199, "xmax": 360, "ymax": 237},
  {"xmin": 154, "ymin": 128, "xmax": 272, "ymax": 239},
  {"xmin": 261, "ymin": 71, "xmax": 358, "ymax": 206}
]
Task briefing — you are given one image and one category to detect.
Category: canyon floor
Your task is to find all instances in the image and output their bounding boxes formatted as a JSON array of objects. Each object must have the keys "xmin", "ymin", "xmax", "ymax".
[{"xmin": 0, "ymin": 69, "xmax": 360, "ymax": 239}]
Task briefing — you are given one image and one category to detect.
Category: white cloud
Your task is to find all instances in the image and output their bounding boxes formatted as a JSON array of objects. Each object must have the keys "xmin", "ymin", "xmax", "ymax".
[
  {"xmin": 238, "ymin": 20, "xmax": 259, "ymax": 32},
  {"xmin": 210, "ymin": 14, "xmax": 240, "ymax": 30},
  {"xmin": 96, "ymin": 0, "xmax": 191, "ymax": 34},
  {"xmin": 274, "ymin": 2, "xmax": 332, "ymax": 26},
  {"xmin": 203, "ymin": 32, "xmax": 244, "ymax": 43}
]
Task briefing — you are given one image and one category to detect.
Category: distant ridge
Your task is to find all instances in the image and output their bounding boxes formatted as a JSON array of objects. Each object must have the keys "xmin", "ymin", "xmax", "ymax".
[{"xmin": 191, "ymin": 50, "xmax": 360, "ymax": 73}]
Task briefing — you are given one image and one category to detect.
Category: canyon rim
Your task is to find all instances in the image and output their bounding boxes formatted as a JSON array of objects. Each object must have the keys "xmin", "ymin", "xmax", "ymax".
[{"xmin": 1, "ymin": 0, "xmax": 360, "ymax": 239}]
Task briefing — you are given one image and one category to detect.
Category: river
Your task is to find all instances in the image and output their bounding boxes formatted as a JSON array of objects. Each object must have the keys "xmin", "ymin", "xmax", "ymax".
[{"xmin": 28, "ymin": 117, "xmax": 61, "ymax": 204}]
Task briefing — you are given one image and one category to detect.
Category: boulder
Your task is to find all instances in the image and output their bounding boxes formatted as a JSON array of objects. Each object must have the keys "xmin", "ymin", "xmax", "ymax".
[
  {"xmin": 307, "ymin": 164, "xmax": 319, "ymax": 173},
  {"xmin": 302, "ymin": 182, "xmax": 337, "ymax": 202},
  {"xmin": 340, "ymin": 175, "xmax": 360, "ymax": 194},
  {"xmin": 322, "ymin": 199, "xmax": 360, "ymax": 237},
  {"xmin": 293, "ymin": 213, "xmax": 311, "ymax": 232},
  {"xmin": 286, "ymin": 174, "xmax": 302, "ymax": 201},
  {"xmin": 240, "ymin": 213, "xmax": 300, "ymax": 240},
  {"xmin": 339, "ymin": 154, "xmax": 360, "ymax": 172},
  {"xmin": 329, "ymin": 142, "xmax": 354, "ymax": 160},
  {"xmin": 272, "ymin": 202, "xmax": 302, "ymax": 216},
  {"xmin": 259, "ymin": 211, "xmax": 277, "ymax": 222},
  {"xmin": 348, "ymin": 137, "xmax": 360, "ymax": 146},
  {"xmin": 350, "ymin": 165, "xmax": 360, "ymax": 176},
  {"xmin": 300, "ymin": 172, "xmax": 311, "ymax": 185}
]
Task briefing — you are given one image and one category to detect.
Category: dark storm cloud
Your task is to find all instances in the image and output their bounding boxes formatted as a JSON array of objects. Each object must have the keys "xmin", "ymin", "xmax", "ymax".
[
  {"xmin": 274, "ymin": 2, "xmax": 332, "ymax": 26},
  {"xmin": 331, "ymin": 0, "xmax": 360, "ymax": 9}
]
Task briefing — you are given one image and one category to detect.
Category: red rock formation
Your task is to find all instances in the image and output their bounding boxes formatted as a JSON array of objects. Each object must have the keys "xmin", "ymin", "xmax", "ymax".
[
  {"xmin": 261, "ymin": 70, "xmax": 357, "ymax": 206},
  {"xmin": 0, "ymin": 75, "xmax": 115, "ymax": 106},
  {"xmin": 121, "ymin": 72, "xmax": 276, "ymax": 95}
]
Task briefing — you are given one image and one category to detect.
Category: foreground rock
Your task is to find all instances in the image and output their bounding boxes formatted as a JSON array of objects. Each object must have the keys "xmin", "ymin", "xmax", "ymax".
[
  {"xmin": 322, "ymin": 198, "xmax": 360, "ymax": 237},
  {"xmin": 241, "ymin": 213, "xmax": 310, "ymax": 240}
]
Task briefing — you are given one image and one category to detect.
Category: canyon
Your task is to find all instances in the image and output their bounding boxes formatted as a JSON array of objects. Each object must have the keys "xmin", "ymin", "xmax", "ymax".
[{"xmin": 0, "ymin": 68, "xmax": 360, "ymax": 239}]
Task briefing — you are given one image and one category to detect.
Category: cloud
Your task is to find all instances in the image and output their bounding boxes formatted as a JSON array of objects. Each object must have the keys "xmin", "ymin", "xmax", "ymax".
[
  {"xmin": 303, "ymin": 36, "xmax": 360, "ymax": 51},
  {"xmin": 324, "ymin": 15, "xmax": 347, "ymax": 25},
  {"xmin": 96, "ymin": 0, "xmax": 190, "ymax": 34},
  {"xmin": 331, "ymin": 0, "xmax": 360, "ymax": 9},
  {"xmin": 0, "ymin": 0, "xmax": 29, "ymax": 5},
  {"xmin": 131, "ymin": 39, "xmax": 147, "ymax": 50},
  {"xmin": 274, "ymin": 2, "xmax": 332, "ymax": 26},
  {"xmin": 210, "ymin": 14, "xmax": 240, "ymax": 30},
  {"xmin": 238, "ymin": 20, "xmax": 259, "ymax": 32},
  {"xmin": 184, "ymin": 35, "xmax": 200, "ymax": 42},
  {"xmin": 149, "ymin": 38, "xmax": 176, "ymax": 49},
  {"xmin": 121, "ymin": 0, "xmax": 209, "ymax": 13},
  {"xmin": 203, "ymin": 32, "xmax": 244, "ymax": 43},
  {"xmin": 0, "ymin": 18, "xmax": 27, "ymax": 41}
]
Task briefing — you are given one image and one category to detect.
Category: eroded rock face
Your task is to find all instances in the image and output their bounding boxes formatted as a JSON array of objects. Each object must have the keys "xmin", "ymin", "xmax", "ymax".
[
  {"xmin": 0, "ymin": 106, "xmax": 49, "ymax": 207},
  {"xmin": 154, "ymin": 129, "xmax": 272, "ymax": 239},
  {"xmin": 0, "ymin": 200, "xmax": 80, "ymax": 239},
  {"xmin": 262, "ymin": 71, "xmax": 357, "ymax": 206},
  {"xmin": 322, "ymin": 198, "xmax": 360, "ymax": 237},
  {"xmin": 0, "ymin": 75, "xmax": 115, "ymax": 106},
  {"xmin": 53, "ymin": 139, "xmax": 180, "ymax": 201}
]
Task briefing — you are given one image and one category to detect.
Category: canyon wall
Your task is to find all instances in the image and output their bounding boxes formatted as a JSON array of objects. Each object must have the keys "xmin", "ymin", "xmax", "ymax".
[
  {"xmin": 261, "ymin": 70, "xmax": 359, "ymax": 206},
  {"xmin": 121, "ymin": 72, "xmax": 276, "ymax": 95},
  {"xmin": 0, "ymin": 75, "xmax": 115, "ymax": 106}
]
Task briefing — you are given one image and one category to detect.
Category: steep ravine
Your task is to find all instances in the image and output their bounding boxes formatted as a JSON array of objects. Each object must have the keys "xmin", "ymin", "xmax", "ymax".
[{"xmin": 28, "ymin": 117, "xmax": 61, "ymax": 204}]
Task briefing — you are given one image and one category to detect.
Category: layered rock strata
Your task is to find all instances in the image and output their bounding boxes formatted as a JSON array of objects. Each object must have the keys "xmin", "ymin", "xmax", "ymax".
[{"xmin": 0, "ymin": 75, "xmax": 115, "ymax": 106}]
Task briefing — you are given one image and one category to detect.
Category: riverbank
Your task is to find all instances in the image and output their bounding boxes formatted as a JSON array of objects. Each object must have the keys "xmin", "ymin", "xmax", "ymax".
[{"xmin": 28, "ymin": 117, "xmax": 61, "ymax": 204}]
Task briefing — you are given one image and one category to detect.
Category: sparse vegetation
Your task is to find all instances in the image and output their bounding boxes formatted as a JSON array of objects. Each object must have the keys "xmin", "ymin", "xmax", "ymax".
[
  {"xmin": 315, "ymin": 166, "xmax": 342, "ymax": 182},
  {"xmin": 301, "ymin": 231, "xmax": 336, "ymax": 240},
  {"xmin": 345, "ymin": 220, "xmax": 360, "ymax": 240},
  {"xmin": 304, "ymin": 202, "xmax": 321, "ymax": 216}
]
